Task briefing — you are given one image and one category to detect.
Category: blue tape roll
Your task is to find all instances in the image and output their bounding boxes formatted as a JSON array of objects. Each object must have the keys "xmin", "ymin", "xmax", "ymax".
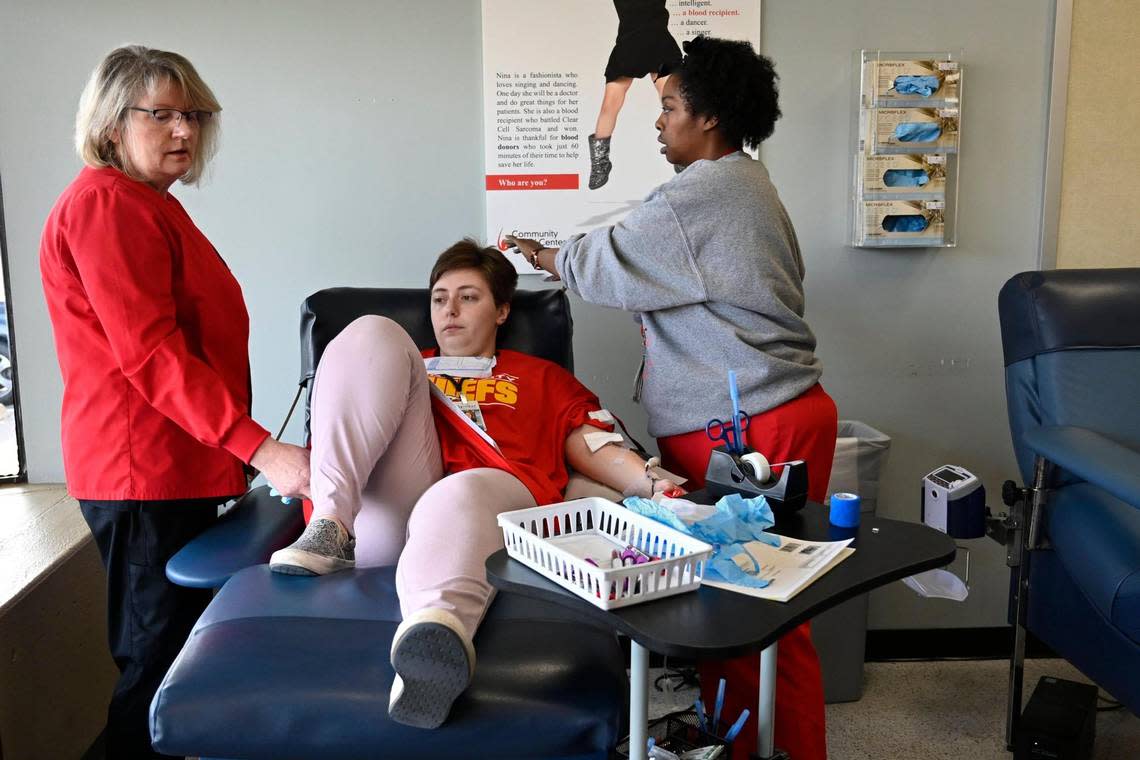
[{"xmin": 830, "ymin": 492, "xmax": 861, "ymax": 528}]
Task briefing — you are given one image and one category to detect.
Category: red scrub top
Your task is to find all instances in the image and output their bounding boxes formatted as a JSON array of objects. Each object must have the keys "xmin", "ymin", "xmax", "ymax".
[{"xmin": 40, "ymin": 167, "xmax": 269, "ymax": 500}]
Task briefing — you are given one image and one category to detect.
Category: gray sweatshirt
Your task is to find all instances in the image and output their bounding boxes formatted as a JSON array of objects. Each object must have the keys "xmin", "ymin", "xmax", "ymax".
[{"xmin": 556, "ymin": 152, "xmax": 822, "ymax": 438}]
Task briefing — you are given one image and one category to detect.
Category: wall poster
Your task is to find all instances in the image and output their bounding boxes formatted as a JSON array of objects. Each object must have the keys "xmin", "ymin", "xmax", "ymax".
[{"xmin": 482, "ymin": 0, "xmax": 762, "ymax": 273}]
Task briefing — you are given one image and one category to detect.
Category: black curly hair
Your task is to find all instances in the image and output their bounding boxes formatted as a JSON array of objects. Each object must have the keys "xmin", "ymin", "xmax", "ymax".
[{"xmin": 668, "ymin": 36, "xmax": 781, "ymax": 149}]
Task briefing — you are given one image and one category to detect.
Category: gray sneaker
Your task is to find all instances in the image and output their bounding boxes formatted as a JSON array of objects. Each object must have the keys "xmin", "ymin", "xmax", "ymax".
[
  {"xmin": 269, "ymin": 517, "xmax": 355, "ymax": 575},
  {"xmin": 388, "ymin": 608, "xmax": 476, "ymax": 729}
]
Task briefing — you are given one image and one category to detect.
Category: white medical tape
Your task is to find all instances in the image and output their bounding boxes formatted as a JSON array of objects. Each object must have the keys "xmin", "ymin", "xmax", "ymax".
[
  {"xmin": 583, "ymin": 430, "xmax": 625, "ymax": 453},
  {"xmin": 740, "ymin": 452, "xmax": 771, "ymax": 483}
]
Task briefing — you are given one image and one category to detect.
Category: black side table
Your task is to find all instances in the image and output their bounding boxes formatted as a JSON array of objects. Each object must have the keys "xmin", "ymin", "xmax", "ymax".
[{"xmin": 487, "ymin": 500, "xmax": 955, "ymax": 760}]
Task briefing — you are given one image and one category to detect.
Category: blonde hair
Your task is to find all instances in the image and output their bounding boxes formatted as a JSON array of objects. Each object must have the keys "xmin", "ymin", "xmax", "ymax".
[{"xmin": 74, "ymin": 45, "xmax": 222, "ymax": 185}]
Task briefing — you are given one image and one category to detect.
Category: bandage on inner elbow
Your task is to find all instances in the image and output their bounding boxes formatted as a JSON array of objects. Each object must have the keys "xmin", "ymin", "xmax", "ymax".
[
  {"xmin": 893, "ymin": 75, "xmax": 941, "ymax": 97},
  {"xmin": 893, "ymin": 122, "xmax": 942, "ymax": 143},
  {"xmin": 882, "ymin": 214, "xmax": 929, "ymax": 233},
  {"xmin": 883, "ymin": 168, "xmax": 930, "ymax": 187}
]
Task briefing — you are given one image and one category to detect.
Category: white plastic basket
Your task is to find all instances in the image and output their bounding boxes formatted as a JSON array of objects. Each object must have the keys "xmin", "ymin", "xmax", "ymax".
[{"xmin": 497, "ymin": 497, "xmax": 712, "ymax": 610}]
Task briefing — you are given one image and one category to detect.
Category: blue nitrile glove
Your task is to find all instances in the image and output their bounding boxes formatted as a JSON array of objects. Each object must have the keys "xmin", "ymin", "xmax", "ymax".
[
  {"xmin": 893, "ymin": 122, "xmax": 942, "ymax": 143},
  {"xmin": 622, "ymin": 492, "xmax": 780, "ymax": 547},
  {"xmin": 718, "ymin": 493, "xmax": 780, "ymax": 545},
  {"xmin": 706, "ymin": 542, "xmax": 773, "ymax": 588},
  {"xmin": 623, "ymin": 495, "xmax": 780, "ymax": 588},
  {"xmin": 894, "ymin": 75, "xmax": 941, "ymax": 97},
  {"xmin": 269, "ymin": 487, "xmax": 294, "ymax": 505},
  {"xmin": 882, "ymin": 214, "xmax": 929, "ymax": 233},
  {"xmin": 621, "ymin": 495, "xmax": 690, "ymax": 533},
  {"xmin": 883, "ymin": 168, "xmax": 930, "ymax": 187}
]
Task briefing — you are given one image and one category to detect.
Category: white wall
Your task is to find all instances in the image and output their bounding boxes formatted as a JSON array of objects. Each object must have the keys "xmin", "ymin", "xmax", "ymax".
[
  {"xmin": 1056, "ymin": 0, "xmax": 1140, "ymax": 268},
  {"xmin": 0, "ymin": 1, "xmax": 1056, "ymax": 630},
  {"xmin": 761, "ymin": 2, "xmax": 1055, "ymax": 629}
]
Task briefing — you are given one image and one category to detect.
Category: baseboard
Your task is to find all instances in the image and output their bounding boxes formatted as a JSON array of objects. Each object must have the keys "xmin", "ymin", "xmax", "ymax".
[{"xmin": 865, "ymin": 626, "xmax": 1057, "ymax": 662}]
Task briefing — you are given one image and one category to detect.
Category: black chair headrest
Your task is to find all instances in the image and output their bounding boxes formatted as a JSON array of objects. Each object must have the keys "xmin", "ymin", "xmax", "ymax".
[
  {"xmin": 998, "ymin": 268, "xmax": 1140, "ymax": 366},
  {"xmin": 298, "ymin": 288, "xmax": 574, "ymax": 385}
]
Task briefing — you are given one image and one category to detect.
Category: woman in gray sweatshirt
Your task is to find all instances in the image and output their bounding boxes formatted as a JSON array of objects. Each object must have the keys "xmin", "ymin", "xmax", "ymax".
[{"xmin": 508, "ymin": 36, "xmax": 834, "ymax": 760}]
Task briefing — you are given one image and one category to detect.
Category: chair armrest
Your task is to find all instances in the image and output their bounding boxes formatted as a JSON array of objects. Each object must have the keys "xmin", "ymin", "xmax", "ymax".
[
  {"xmin": 1023, "ymin": 426, "xmax": 1140, "ymax": 511},
  {"xmin": 166, "ymin": 486, "xmax": 306, "ymax": 589}
]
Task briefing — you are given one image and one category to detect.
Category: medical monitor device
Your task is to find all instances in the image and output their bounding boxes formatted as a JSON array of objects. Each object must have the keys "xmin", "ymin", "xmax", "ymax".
[{"xmin": 922, "ymin": 464, "xmax": 985, "ymax": 539}]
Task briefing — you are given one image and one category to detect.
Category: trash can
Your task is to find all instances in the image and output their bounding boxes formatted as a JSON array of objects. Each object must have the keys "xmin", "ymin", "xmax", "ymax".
[
  {"xmin": 826, "ymin": 421, "xmax": 891, "ymax": 516},
  {"xmin": 813, "ymin": 420, "xmax": 891, "ymax": 703}
]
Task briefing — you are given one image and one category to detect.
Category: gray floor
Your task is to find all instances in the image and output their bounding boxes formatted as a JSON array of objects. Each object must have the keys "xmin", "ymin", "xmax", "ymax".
[{"xmin": 649, "ymin": 659, "xmax": 1140, "ymax": 759}]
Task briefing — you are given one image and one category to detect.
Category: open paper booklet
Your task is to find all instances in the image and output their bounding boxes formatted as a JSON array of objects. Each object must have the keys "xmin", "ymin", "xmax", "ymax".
[
  {"xmin": 704, "ymin": 535, "xmax": 855, "ymax": 603},
  {"xmin": 428, "ymin": 383, "xmax": 501, "ymax": 452}
]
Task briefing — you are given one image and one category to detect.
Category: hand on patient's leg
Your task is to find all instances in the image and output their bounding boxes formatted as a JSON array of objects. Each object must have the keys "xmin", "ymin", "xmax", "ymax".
[{"xmin": 251, "ymin": 438, "xmax": 312, "ymax": 500}]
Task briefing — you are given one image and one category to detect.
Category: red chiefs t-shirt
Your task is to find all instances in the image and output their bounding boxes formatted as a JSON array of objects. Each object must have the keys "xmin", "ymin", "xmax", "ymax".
[{"xmin": 421, "ymin": 348, "xmax": 612, "ymax": 505}]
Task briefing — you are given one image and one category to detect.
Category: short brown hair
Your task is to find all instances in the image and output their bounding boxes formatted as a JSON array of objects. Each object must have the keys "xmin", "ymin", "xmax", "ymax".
[
  {"xmin": 75, "ymin": 45, "xmax": 222, "ymax": 185},
  {"xmin": 429, "ymin": 239, "xmax": 518, "ymax": 306}
]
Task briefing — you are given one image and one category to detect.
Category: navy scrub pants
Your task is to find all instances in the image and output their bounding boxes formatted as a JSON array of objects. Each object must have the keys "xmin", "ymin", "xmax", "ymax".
[{"xmin": 79, "ymin": 498, "xmax": 220, "ymax": 759}]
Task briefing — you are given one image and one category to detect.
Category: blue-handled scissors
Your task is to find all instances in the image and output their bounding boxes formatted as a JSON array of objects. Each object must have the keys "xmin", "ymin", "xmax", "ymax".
[
  {"xmin": 706, "ymin": 370, "xmax": 750, "ymax": 453},
  {"xmin": 706, "ymin": 413, "xmax": 749, "ymax": 454}
]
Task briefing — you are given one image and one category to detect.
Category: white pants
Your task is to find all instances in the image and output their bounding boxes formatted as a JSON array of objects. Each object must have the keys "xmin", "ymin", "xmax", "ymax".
[{"xmin": 308, "ymin": 316, "xmax": 536, "ymax": 638}]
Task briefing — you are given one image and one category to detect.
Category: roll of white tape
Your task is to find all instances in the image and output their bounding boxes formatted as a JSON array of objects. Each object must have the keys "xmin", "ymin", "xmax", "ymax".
[{"xmin": 740, "ymin": 452, "xmax": 771, "ymax": 483}]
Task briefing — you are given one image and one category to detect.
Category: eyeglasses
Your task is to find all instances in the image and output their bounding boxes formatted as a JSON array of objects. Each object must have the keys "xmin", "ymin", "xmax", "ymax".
[{"xmin": 126, "ymin": 107, "xmax": 214, "ymax": 127}]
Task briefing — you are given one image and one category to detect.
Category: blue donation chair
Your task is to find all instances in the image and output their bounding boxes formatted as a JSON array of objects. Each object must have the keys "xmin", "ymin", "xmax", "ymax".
[
  {"xmin": 150, "ymin": 288, "xmax": 627, "ymax": 759},
  {"xmin": 997, "ymin": 269, "xmax": 1140, "ymax": 745}
]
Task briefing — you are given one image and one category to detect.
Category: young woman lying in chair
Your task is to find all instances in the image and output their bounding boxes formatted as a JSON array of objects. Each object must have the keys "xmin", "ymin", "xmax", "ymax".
[{"xmin": 269, "ymin": 239, "xmax": 680, "ymax": 729}]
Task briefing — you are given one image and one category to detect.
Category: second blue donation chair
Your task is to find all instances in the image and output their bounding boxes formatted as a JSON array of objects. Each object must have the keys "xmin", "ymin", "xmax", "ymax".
[{"xmin": 997, "ymin": 268, "xmax": 1140, "ymax": 746}]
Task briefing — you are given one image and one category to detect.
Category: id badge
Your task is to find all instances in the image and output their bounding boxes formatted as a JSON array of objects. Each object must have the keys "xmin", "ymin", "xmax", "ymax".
[{"xmin": 454, "ymin": 397, "xmax": 488, "ymax": 432}]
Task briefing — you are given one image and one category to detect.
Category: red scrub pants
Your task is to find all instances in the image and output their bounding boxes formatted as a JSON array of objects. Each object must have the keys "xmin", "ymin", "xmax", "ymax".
[{"xmin": 657, "ymin": 383, "xmax": 838, "ymax": 760}]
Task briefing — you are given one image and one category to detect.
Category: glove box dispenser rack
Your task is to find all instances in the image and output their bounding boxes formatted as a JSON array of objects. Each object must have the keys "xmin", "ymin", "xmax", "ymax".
[{"xmin": 850, "ymin": 50, "xmax": 962, "ymax": 248}]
